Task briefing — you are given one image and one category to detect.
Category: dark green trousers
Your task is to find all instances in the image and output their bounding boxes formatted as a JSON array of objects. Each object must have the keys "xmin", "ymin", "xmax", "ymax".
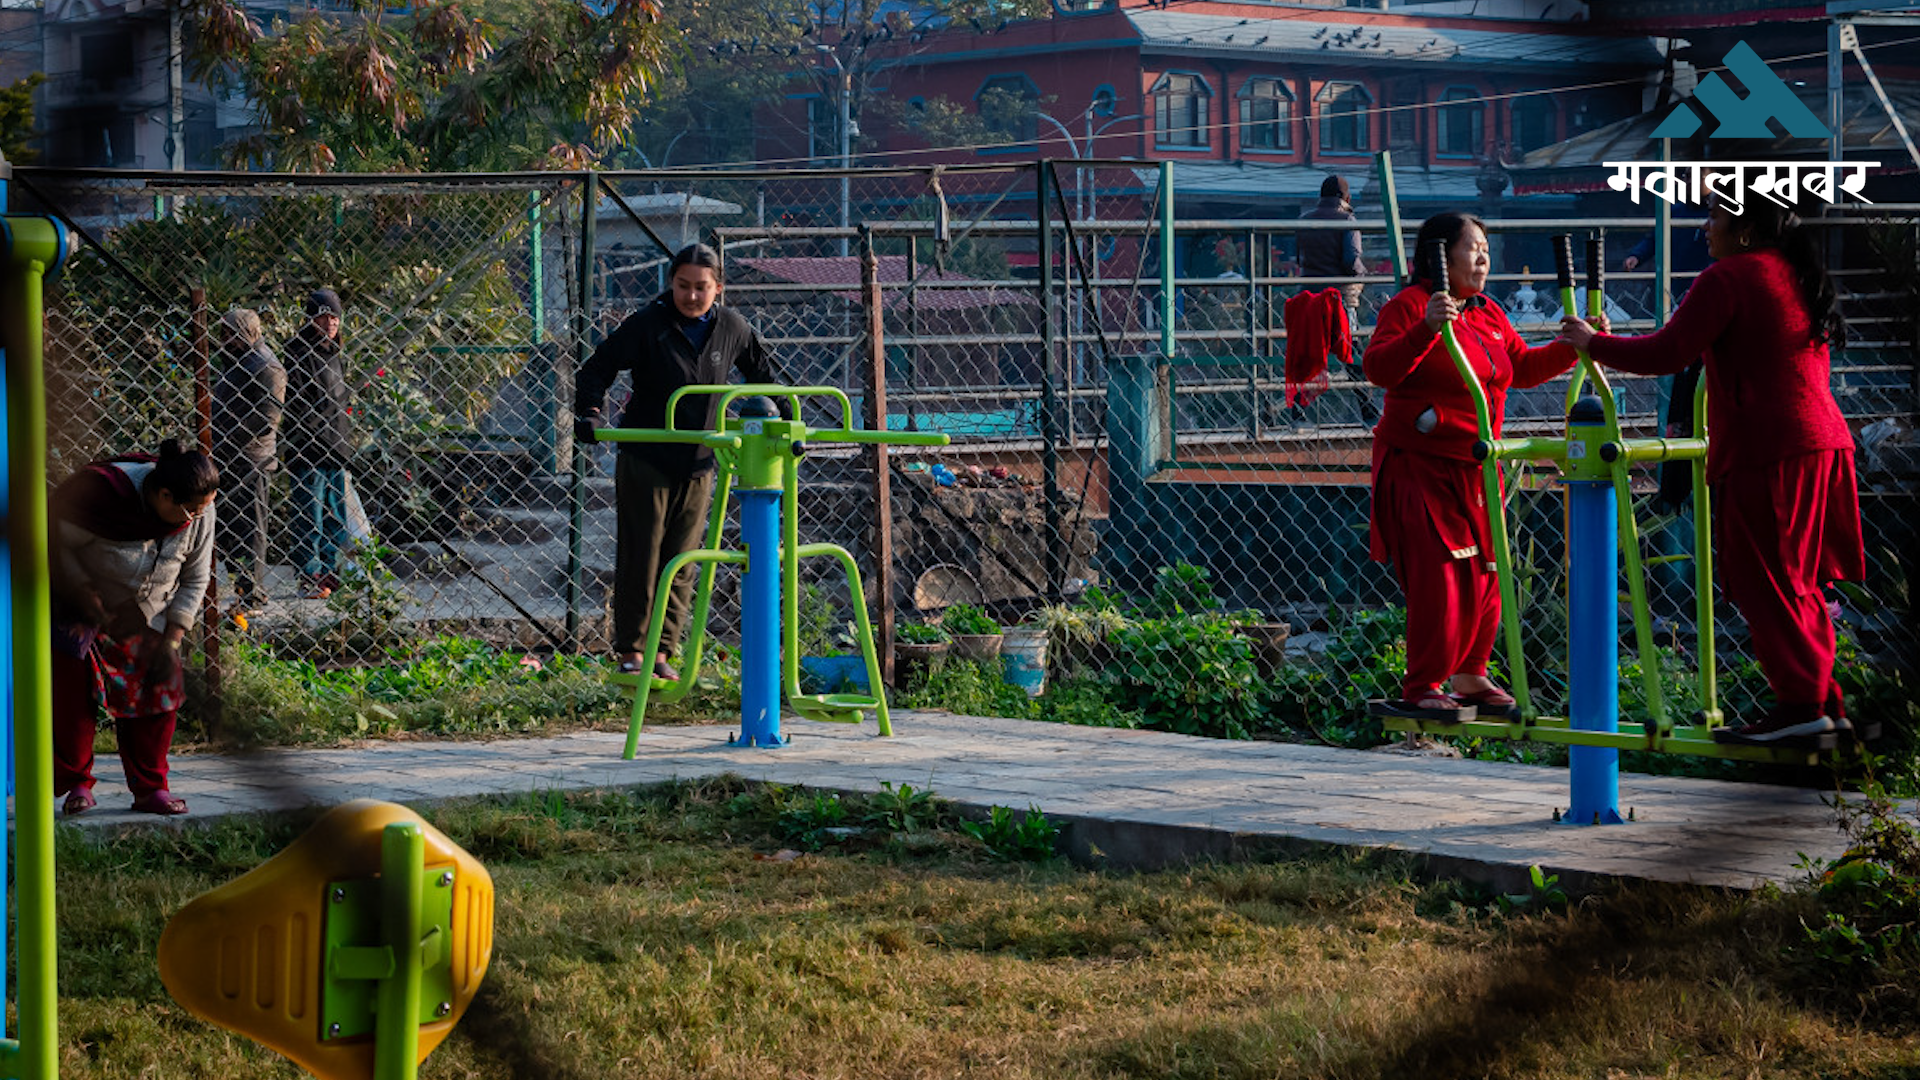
[{"xmin": 613, "ymin": 453, "xmax": 714, "ymax": 656}]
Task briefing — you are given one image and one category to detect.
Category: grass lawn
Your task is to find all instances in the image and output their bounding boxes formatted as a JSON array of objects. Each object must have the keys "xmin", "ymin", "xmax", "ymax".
[{"xmin": 51, "ymin": 780, "xmax": 1920, "ymax": 1080}]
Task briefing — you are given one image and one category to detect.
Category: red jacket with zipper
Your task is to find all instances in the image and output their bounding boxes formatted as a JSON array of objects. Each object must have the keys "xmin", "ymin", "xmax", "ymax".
[{"xmin": 1363, "ymin": 283, "xmax": 1579, "ymax": 462}]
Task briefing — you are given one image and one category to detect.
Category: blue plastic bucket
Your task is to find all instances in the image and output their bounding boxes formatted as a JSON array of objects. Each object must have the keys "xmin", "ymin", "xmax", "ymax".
[
  {"xmin": 1000, "ymin": 628, "xmax": 1048, "ymax": 697},
  {"xmin": 799, "ymin": 655, "xmax": 871, "ymax": 694}
]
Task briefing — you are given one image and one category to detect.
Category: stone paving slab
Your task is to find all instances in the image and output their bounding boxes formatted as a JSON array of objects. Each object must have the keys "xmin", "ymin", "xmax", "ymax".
[{"xmin": 57, "ymin": 709, "xmax": 1858, "ymax": 893}]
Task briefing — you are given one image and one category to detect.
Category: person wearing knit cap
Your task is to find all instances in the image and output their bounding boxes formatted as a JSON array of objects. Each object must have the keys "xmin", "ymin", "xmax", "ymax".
[{"xmin": 281, "ymin": 287, "xmax": 356, "ymax": 599}]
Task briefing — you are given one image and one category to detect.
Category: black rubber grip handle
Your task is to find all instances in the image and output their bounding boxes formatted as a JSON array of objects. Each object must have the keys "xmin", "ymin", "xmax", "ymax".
[
  {"xmin": 1428, "ymin": 239, "xmax": 1450, "ymax": 296},
  {"xmin": 1553, "ymin": 234, "xmax": 1575, "ymax": 291},
  {"xmin": 1586, "ymin": 236, "xmax": 1604, "ymax": 296}
]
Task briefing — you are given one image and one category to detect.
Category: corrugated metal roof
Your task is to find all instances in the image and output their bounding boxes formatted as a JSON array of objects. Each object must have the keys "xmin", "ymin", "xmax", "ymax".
[
  {"xmin": 1126, "ymin": 11, "xmax": 1663, "ymax": 70},
  {"xmin": 1136, "ymin": 160, "xmax": 1513, "ymax": 204}
]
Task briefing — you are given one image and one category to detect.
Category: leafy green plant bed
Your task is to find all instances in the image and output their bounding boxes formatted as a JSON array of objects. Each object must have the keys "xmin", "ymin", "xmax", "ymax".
[
  {"xmin": 200, "ymin": 636, "xmax": 735, "ymax": 747},
  {"xmin": 50, "ymin": 778, "xmax": 1920, "ymax": 1079}
]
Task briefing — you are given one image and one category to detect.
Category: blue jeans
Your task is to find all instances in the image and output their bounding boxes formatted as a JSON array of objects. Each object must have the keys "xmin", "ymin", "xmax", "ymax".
[{"xmin": 289, "ymin": 467, "xmax": 352, "ymax": 579}]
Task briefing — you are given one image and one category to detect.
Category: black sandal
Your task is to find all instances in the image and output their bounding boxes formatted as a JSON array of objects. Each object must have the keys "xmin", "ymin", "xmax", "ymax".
[{"xmin": 1368, "ymin": 693, "xmax": 1478, "ymax": 724}]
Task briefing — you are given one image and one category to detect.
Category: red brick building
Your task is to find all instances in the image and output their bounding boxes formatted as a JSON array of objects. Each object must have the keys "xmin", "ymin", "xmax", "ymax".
[{"xmin": 761, "ymin": 0, "xmax": 1663, "ymax": 216}]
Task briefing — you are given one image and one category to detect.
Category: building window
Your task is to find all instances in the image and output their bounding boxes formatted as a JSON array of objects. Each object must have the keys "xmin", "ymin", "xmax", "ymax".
[
  {"xmin": 1152, "ymin": 72, "xmax": 1211, "ymax": 148},
  {"xmin": 807, "ymin": 96, "xmax": 837, "ymax": 162},
  {"xmin": 1512, "ymin": 96, "xmax": 1557, "ymax": 154},
  {"xmin": 1438, "ymin": 86, "xmax": 1484, "ymax": 157},
  {"xmin": 977, "ymin": 74, "xmax": 1041, "ymax": 143},
  {"xmin": 1316, "ymin": 82, "xmax": 1370, "ymax": 153},
  {"xmin": 1238, "ymin": 77, "xmax": 1293, "ymax": 151},
  {"xmin": 1385, "ymin": 80, "xmax": 1421, "ymax": 153},
  {"xmin": 79, "ymin": 31, "xmax": 135, "ymax": 92}
]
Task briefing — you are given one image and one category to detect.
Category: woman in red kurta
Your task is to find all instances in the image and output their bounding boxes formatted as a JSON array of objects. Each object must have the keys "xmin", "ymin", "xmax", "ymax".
[
  {"xmin": 1363, "ymin": 212, "xmax": 1587, "ymax": 718},
  {"xmin": 1561, "ymin": 199, "xmax": 1863, "ymax": 745}
]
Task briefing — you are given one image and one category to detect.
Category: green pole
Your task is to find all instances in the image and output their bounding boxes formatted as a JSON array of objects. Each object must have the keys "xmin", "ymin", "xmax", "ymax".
[
  {"xmin": 6, "ymin": 215, "xmax": 66, "ymax": 1080},
  {"xmin": 528, "ymin": 190, "xmax": 552, "ymax": 473},
  {"xmin": 1158, "ymin": 160, "xmax": 1174, "ymax": 361},
  {"xmin": 1375, "ymin": 150, "xmax": 1407, "ymax": 287},
  {"xmin": 1038, "ymin": 163, "xmax": 1062, "ymax": 600},
  {"xmin": 529, "ymin": 191, "xmax": 545, "ymax": 348},
  {"xmin": 1691, "ymin": 377, "xmax": 1719, "ymax": 726},
  {"xmin": 565, "ymin": 172, "xmax": 596, "ymax": 651},
  {"xmin": 372, "ymin": 823, "xmax": 425, "ymax": 1080}
]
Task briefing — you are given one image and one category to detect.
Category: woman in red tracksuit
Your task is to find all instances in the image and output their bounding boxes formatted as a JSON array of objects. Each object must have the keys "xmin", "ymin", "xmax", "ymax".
[
  {"xmin": 1363, "ymin": 211, "xmax": 1593, "ymax": 719},
  {"xmin": 1561, "ymin": 198, "xmax": 1862, "ymax": 745}
]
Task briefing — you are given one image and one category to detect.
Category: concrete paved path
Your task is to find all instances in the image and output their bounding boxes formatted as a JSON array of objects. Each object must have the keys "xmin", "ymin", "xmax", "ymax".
[{"xmin": 64, "ymin": 710, "xmax": 1857, "ymax": 893}]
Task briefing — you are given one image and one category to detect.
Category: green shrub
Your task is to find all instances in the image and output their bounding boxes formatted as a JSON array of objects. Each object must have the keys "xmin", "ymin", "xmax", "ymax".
[
  {"xmin": 1795, "ymin": 784, "xmax": 1920, "ymax": 1009},
  {"xmin": 897, "ymin": 659, "xmax": 1036, "ymax": 718},
  {"xmin": 895, "ymin": 622, "xmax": 949, "ymax": 645},
  {"xmin": 1145, "ymin": 562, "xmax": 1220, "ymax": 617},
  {"xmin": 1260, "ymin": 606, "xmax": 1406, "ymax": 748},
  {"xmin": 1035, "ymin": 679, "xmax": 1142, "ymax": 730},
  {"xmin": 795, "ymin": 584, "xmax": 852, "ymax": 657},
  {"xmin": 1109, "ymin": 614, "xmax": 1262, "ymax": 740},
  {"xmin": 942, "ymin": 603, "xmax": 1001, "ymax": 636},
  {"xmin": 212, "ymin": 636, "xmax": 631, "ymax": 746},
  {"xmin": 960, "ymin": 804, "xmax": 1061, "ymax": 861}
]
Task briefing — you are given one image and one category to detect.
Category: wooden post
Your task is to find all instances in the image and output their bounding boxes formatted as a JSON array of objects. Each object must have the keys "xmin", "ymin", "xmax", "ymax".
[
  {"xmin": 189, "ymin": 286, "xmax": 221, "ymax": 733},
  {"xmin": 859, "ymin": 226, "xmax": 895, "ymax": 686}
]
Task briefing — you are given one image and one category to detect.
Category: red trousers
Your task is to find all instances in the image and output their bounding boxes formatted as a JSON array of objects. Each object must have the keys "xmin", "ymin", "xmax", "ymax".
[
  {"xmin": 1716, "ymin": 449, "xmax": 1865, "ymax": 717},
  {"xmin": 52, "ymin": 648, "xmax": 176, "ymax": 798},
  {"xmin": 1393, "ymin": 541, "xmax": 1500, "ymax": 701},
  {"xmin": 1371, "ymin": 448, "xmax": 1500, "ymax": 700}
]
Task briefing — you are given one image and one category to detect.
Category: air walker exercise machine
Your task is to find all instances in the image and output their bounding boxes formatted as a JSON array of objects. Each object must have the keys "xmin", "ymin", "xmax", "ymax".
[
  {"xmin": 1370, "ymin": 236, "xmax": 1856, "ymax": 824},
  {"xmin": 602, "ymin": 384, "xmax": 949, "ymax": 758}
]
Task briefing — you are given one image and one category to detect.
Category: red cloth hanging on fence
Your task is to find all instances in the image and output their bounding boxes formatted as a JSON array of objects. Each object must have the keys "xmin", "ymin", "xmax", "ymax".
[{"xmin": 1283, "ymin": 288, "xmax": 1350, "ymax": 408}]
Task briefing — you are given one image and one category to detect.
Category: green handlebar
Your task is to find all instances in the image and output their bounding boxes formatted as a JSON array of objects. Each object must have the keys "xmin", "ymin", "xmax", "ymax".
[
  {"xmin": 595, "ymin": 429, "xmax": 743, "ymax": 449},
  {"xmin": 816, "ymin": 429, "xmax": 950, "ymax": 447},
  {"xmin": 662, "ymin": 383, "xmax": 854, "ymax": 431},
  {"xmin": 1477, "ymin": 436, "xmax": 1571, "ymax": 463},
  {"xmin": 617, "ymin": 383, "xmax": 952, "ymax": 449},
  {"xmin": 1600, "ymin": 437, "xmax": 1708, "ymax": 463}
]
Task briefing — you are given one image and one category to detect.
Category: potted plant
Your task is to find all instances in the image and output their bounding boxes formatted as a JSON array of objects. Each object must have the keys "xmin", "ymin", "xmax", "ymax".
[
  {"xmin": 1034, "ymin": 599, "xmax": 1130, "ymax": 681},
  {"xmin": 941, "ymin": 603, "xmax": 1003, "ymax": 662},
  {"xmin": 892, "ymin": 622, "xmax": 950, "ymax": 686},
  {"xmin": 1238, "ymin": 610, "xmax": 1292, "ymax": 677}
]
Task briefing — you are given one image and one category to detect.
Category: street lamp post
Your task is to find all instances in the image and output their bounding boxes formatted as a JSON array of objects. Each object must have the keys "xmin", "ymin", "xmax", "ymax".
[
  {"xmin": 817, "ymin": 45, "xmax": 852, "ymax": 257},
  {"xmin": 1033, "ymin": 105, "xmax": 1142, "ymax": 388}
]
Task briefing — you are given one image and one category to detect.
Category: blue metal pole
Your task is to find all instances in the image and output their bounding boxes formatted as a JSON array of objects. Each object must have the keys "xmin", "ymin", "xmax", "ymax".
[
  {"xmin": 1566, "ymin": 396, "xmax": 1625, "ymax": 826},
  {"xmin": 734, "ymin": 487, "xmax": 786, "ymax": 748},
  {"xmin": 1, "ymin": 167, "xmax": 12, "ymax": 1046}
]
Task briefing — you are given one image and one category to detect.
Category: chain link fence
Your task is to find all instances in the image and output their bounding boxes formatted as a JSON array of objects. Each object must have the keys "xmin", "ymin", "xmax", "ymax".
[{"xmin": 19, "ymin": 163, "xmax": 1918, "ymax": 747}]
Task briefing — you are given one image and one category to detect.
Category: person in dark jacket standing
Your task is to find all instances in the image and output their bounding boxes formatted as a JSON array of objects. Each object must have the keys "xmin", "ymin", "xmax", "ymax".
[
  {"xmin": 281, "ymin": 288, "xmax": 355, "ymax": 599},
  {"xmin": 1298, "ymin": 175, "xmax": 1366, "ymax": 321},
  {"xmin": 574, "ymin": 244, "xmax": 783, "ymax": 679},
  {"xmin": 210, "ymin": 307, "xmax": 285, "ymax": 607}
]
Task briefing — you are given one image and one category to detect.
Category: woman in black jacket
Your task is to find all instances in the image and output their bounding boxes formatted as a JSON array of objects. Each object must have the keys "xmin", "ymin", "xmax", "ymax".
[{"xmin": 573, "ymin": 244, "xmax": 784, "ymax": 679}]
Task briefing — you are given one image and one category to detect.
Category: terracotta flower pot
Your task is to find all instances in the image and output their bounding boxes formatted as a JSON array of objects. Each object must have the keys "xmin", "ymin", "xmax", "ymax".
[
  {"xmin": 1241, "ymin": 622, "xmax": 1292, "ymax": 677},
  {"xmin": 892, "ymin": 640, "xmax": 949, "ymax": 686},
  {"xmin": 947, "ymin": 632, "xmax": 1004, "ymax": 663}
]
